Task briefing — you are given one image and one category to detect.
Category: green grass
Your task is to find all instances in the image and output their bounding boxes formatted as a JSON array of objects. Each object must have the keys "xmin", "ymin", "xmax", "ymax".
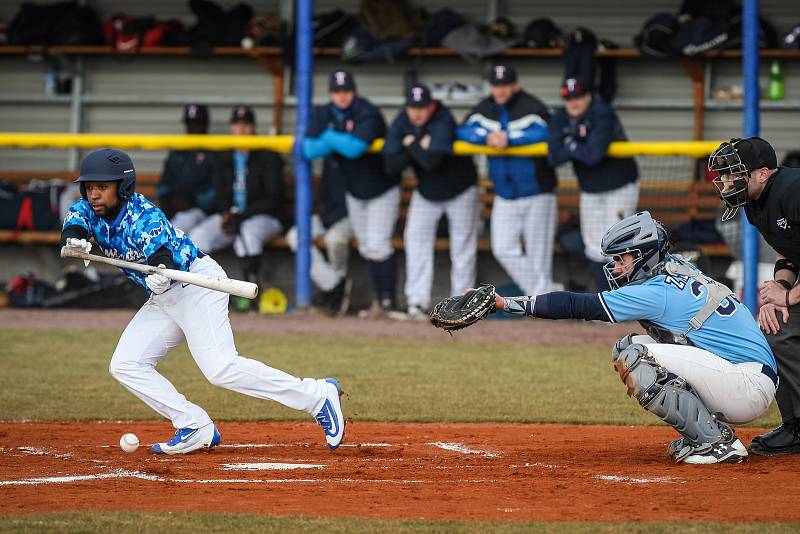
[
  {"xmin": 0, "ymin": 512, "xmax": 797, "ymax": 534},
  {"xmin": 0, "ymin": 329, "xmax": 781, "ymax": 427}
]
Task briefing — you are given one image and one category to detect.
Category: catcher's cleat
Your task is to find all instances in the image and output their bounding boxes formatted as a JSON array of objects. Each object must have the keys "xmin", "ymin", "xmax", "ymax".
[
  {"xmin": 151, "ymin": 423, "xmax": 220, "ymax": 455},
  {"xmin": 683, "ymin": 437, "xmax": 747, "ymax": 464},
  {"xmin": 315, "ymin": 378, "xmax": 346, "ymax": 450}
]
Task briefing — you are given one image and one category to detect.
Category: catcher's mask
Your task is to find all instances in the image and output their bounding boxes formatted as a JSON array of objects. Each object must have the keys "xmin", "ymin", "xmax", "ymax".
[
  {"xmin": 601, "ymin": 211, "xmax": 669, "ymax": 289},
  {"xmin": 707, "ymin": 137, "xmax": 777, "ymax": 222}
]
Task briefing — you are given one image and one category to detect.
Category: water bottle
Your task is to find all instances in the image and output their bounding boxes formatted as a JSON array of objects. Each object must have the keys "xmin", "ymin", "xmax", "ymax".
[{"xmin": 768, "ymin": 60, "xmax": 784, "ymax": 101}]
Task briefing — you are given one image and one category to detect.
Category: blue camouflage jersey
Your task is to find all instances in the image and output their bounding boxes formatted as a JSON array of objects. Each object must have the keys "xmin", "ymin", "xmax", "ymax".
[
  {"xmin": 599, "ymin": 258, "xmax": 776, "ymax": 371},
  {"xmin": 62, "ymin": 193, "xmax": 200, "ymax": 292}
]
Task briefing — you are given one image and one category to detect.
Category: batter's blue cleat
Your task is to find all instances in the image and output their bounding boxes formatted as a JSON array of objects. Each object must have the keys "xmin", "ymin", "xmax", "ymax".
[
  {"xmin": 315, "ymin": 378, "xmax": 345, "ymax": 450},
  {"xmin": 151, "ymin": 423, "xmax": 221, "ymax": 455}
]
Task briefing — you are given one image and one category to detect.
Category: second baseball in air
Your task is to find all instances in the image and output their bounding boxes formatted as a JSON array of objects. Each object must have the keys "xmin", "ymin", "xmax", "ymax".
[{"xmin": 119, "ymin": 433, "xmax": 139, "ymax": 453}]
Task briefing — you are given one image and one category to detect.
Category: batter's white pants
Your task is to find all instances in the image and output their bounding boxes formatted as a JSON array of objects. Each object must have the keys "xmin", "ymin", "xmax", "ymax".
[
  {"xmin": 346, "ymin": 186, "xmax": 400, "ymax": 262},
  {"xmin": 109, "ymin": 255, "xmax": 330, "ymax": 430},
  {"xmin": 171, "ymin": 207, "xmax": 206, "ymax": 235},
  {"xmin": 580, "ymin": 182, "xmax": 640, "ymax": 263},
  {"xmin": 286, "ymin": 215, "xmax": 354, "ymax": 292},
  {"xmin": 491, "ymin": 193, "xmax": 557, "ymax": 296},
  {"xmin": 189, "ymin": 214, "xmax": 283, "ymax": 257},
  {"xmin": 404, "ymin": 186, "xmax": 479, "ymax": 309},
  {"xmin": 634, "ymin": 335, "xmax": 776, "ymax": 424}
]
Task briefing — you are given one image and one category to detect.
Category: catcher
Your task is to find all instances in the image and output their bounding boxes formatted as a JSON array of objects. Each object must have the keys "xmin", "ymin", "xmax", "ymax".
[{"xmin": 431, "ymin": 211, "xmax": 777, "ymax": 464}]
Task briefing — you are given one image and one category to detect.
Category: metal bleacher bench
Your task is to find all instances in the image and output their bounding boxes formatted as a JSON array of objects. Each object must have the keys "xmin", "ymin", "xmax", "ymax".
[{"xmin": 0, "ymin": 170, "xmax": 730, "ymax": 256}]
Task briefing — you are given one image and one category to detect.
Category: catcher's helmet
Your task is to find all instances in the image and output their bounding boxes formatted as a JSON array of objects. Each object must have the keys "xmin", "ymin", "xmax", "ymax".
[
  {"xmin": 707, "ymin": 137, "xmax": 777, "ymax": 222},
  {"xmin": 75, "ymin": 148, "xmax": 136, "ymax": 200},
  {"xmin": 601, "ymin": 211, "xmax": 669, "ymax": 289}
]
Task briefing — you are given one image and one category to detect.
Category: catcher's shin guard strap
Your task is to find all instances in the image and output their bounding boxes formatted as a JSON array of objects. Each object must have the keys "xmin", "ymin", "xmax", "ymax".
[
  {"xmin": 502, "ymin": 296, "xmax": 535, "ymax": 316},
  {"xmin": 613, "ymin": 343, "xmax": 722, "ymax": 446}
]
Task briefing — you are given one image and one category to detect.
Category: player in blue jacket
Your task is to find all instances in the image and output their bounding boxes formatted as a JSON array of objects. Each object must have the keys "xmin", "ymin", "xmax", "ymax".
[
  {"xmin": 491, "ymin": 211, "xmax": 777, "ymax": 464},
  {"xmin": 457, "ymin": 64, "xmax": 558, "ymax": 296},
  {"xmin": 61, "ymin": 148, "xmax": 346, "ymax": 454}
]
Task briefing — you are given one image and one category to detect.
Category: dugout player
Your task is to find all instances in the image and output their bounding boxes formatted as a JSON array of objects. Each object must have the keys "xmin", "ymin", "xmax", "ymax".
[
  {"xmin": 548, "ymin": 78, "xmax": 639, "ymax": 290},
  {"xmin": 709, "ymin": 136, "xmax": 800, "ymax": 455},
  {"xmin": 157, "ymin": 104, "xmax": 216, "ymax": 233},
  {"xmin": 189, "ymin": 106, "xmax": 286, "ymax": 309},
  {"xmin": 383, "ymin": 83, "xmax": 479, "ymax": 319},
  {"xmin": 487, "ymin": 211, "xmax": 777, "ymax": 464},
  {"xmin": 303, "ymin": 70, "xmax": 401, "ymax": 317},
  {"xmin": 457, "ymin": 64, "xmax": 558, "ymax": 296},
  {"xmin": 61, "ymin": 148, "xmax": 345, "ymax": 454}
]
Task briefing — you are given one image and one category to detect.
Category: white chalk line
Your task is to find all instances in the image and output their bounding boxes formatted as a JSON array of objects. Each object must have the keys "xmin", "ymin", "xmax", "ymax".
[
  {"xmin": 594, "ymin": 474, "xmax": 677, "ymax": 484},
  {"xmin": 220, "ymin": 462, "xmax": 325, "ymax": 471},
  {"xmin": 0, "ymin": 469, "xmax": 162, "ymax": 486},
  {"xmin": 427, "ymin": 442, "xmax": 500, "ymax": 458},
  {"xmin": 218, "ymin": 442, "xmax": 392, "ymax": 449}
]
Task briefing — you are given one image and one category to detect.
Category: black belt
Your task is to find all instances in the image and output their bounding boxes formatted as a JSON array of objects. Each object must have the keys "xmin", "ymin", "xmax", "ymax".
[{"xmin": 762, "ymin": 364, "xmax": 779, "ymax": 388}]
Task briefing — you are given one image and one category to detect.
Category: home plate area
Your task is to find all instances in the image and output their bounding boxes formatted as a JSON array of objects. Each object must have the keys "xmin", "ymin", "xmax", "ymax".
[{"xmin": 1, "ymin": 421, "xmax": 800, "ymax": 522}]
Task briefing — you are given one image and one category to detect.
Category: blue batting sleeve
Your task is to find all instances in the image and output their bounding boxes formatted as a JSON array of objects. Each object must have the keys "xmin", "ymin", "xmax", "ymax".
[
  {"xmin": 599, "ymin": 282, "xmax": 667, "ymax": 323},
  {"xmin": 321, "ymin": 128, "xmax": 369, "ymax": 159},
  {"xmin": 507, "ymin": 121, "xmax": 548, "ymax": 146},
  {"xmin": 456, "ymin": 121, "xmax": 489, "ymax": 145},
  {"xmin": 302, "ymin": 137, "xmax": 333, "ymax": 160},
  {"xmin": 532, "ymin": 291, "xmax": 612, "ymax": 322}
]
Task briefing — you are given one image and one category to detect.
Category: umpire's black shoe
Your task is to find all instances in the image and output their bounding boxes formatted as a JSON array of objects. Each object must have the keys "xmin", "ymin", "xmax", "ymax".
[{"xmin": 749, "ymin": 418, "xmax": 800, "ymax": 456}]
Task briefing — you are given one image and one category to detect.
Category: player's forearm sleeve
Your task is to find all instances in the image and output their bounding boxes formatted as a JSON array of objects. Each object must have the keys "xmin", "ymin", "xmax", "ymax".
[
  {"xmin": 60, "ymin": 225, "xmax": 89, "ymax": 246},
  {"xmin": 533, "ymin": 291, "xmax": 611, "ymax": 322},
  {"xmin": 302, "ymin": 137, "xmax": 333, "ymax": 160},
  {"xmin": 320, "ymin": 129, "xmax": 369, "ymax": 159},
  {"xmin": 147, "ymin": 246, "xmax": 176, "ymax": 270}
]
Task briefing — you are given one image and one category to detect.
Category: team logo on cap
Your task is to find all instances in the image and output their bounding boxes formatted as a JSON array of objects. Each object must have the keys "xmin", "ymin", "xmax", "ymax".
[
  {"xmin": 237, "ymin": 107, "xmax": 246, "ymax": 118},
  {"xmin": 411, "ymin": 87, "xmax": 424, "ymax": 102},
  {"xmin": 494, "ymin": 66, "xmax": 506, "ymax": 80},
  {"xmin": 188, "ymin": 105, "xmax": 198, "ymax": 118},
  {"xmin": 334, "ymin": 71, "xmax": 347, "ymax": 85}
]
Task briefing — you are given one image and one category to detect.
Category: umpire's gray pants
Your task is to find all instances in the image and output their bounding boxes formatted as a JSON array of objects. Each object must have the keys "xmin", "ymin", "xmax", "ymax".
[{"xmin": 766, "ymin": 305, "xmax": 800, "ymax": 421}]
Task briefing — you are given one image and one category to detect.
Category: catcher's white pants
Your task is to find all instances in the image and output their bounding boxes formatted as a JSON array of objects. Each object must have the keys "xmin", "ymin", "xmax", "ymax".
[
  {"xmin": 634, "ymin": 335, "xmax": 776, "ymax": 424},
  {"xmin": 346, "ymin": 186, "xmax": 400, "ymax": 262},
  {"xmin": 404, "ymin": 186, "xmax": 479, "ymax": 309},
  {"xmin": 490, "ymin": 193, "xmax": 557, "ymax": 296},
  {"xmin": 580, "ymin": 182, "xmax": 640, "ymax": 263},
  {"xmin": 286, "ymin": 215, "xmax": 354, "ymax": 292},
  {"xmin": 189, "ymin": 214, "xmax": 283, "ymax": 257},
  {"xmin": 109, "ymin": 255, "xmax": 329, "ymax": 430}
]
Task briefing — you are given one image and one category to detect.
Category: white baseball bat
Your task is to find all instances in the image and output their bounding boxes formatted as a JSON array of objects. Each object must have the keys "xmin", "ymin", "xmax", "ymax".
[{"xmin": 60, "ymin": 246, "xmax": 259, "ymax": 299}]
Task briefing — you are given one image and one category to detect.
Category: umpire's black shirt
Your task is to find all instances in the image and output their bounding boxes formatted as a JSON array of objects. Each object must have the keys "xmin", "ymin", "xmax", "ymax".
[{"xmin": 744, "ymin": 166, "xmax": 800, "ymax": 265}]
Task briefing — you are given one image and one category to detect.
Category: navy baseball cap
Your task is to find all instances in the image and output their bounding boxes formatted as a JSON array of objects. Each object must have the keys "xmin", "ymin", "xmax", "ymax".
[
  {"xmin": 560, "ymin": 78, "xmax": 588, "ymax": 99},
  {"xmin": 230, "ymin": 105, "xmax": 256, "ymax": 124},
  {"xmin": 406, "ymin": 84, "xmax": 432, "ymax": 107},
  {"xmin": 329, "ymin": 70, "xmax": 356, "ymax": 92},
  {"xmin": 183, "ymin": 104, "xmax": 208, "ymax": 125},
  {"xmin": 488, "ymin": 64, "xmax": 518, "ymax": 85}
]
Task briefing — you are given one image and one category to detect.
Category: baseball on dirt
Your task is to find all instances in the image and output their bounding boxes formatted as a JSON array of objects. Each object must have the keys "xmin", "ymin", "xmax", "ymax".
[{"xmin": 119, "ymin": 433, "xmax": 139, "ymax": 453}]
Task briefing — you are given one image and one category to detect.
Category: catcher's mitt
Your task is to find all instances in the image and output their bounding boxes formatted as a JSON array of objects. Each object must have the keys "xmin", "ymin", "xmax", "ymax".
[{"xmin": 429, "ymin": 285, "xmax": 496, "ymax": 332}]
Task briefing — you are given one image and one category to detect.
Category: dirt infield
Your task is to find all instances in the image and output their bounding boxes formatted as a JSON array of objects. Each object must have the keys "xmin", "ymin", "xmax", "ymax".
[{"xmin": 1, "ymin": 421, "xmax": 798, "ymax": 522}]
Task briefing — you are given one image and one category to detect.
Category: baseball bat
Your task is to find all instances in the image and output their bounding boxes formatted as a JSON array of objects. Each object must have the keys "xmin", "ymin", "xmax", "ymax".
[{"xmin": 60, "ymin": 246, "xmax": 259, "ymax": 299}]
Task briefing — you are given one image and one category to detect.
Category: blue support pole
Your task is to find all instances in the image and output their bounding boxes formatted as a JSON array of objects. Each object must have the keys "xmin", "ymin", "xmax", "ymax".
[
  {"xmin": 742, "ymin": 0, "xmax": 760, "ymax": 314},
  {"xmin": 293, "ymin": 0, "xmax": 313, "ymax": 307}
]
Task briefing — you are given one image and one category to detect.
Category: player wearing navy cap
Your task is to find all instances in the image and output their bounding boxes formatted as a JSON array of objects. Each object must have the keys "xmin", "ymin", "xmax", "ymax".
[
  {"xmin": 457, "ymin": 64, "xmax": 558, "ymax": 296},
  {"xmin": 548, "ymin": 77, "xmax": 639, "ymax": 290},
  {"xmin": 62, "ymin": 148, "xmax": 346, "ymax": 454},
  {"xmin": 487, "ymin": 211, "xmax": 777, "ymax": 464},
  {"xmin": 303, "ymin": 70, "xmax": 401, "ymax": 317},
  {"xmin": 384, "ymin": 83, "xmax": 479, "ymax": 318}
]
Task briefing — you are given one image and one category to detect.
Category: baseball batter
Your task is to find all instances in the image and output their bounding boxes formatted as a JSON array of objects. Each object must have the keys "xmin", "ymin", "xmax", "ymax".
[
  {"xmin": 61, "ymin": 148, "xmax": 345, "ymax": 454},
  {"xmin": 490, "ymin": 212, "xmax": 776, "ymax": 464}
]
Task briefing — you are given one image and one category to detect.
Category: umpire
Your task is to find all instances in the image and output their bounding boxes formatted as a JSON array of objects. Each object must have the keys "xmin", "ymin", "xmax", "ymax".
[
  {"xmin": 709, "ymin": 136, "xmax": 800, "ymax": 455},
  {"xmin": 383, "ymin": 83, "xmax": 479, "ymax": 319}
]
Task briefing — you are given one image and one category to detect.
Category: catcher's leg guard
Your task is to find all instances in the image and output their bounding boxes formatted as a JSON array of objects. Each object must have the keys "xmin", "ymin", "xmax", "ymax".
[{"xmin": 612, "ymin": 342, "xmax": 729, "ymax": 462}]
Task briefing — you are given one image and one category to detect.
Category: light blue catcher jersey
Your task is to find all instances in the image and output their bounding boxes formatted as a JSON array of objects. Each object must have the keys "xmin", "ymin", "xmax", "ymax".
[
  {"xmin": 599, "ymin": 259, "xmax": 776, "ymax": 371},
  {"xmin": 62, "ymin": 193, "xmax": 200, "ymax": 292}
]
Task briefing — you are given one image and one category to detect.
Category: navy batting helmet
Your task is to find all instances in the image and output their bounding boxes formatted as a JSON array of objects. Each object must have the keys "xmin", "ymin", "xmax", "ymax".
[{"xmin": 76, "ymin": 148, "xmax": 136, "ymax": 200}]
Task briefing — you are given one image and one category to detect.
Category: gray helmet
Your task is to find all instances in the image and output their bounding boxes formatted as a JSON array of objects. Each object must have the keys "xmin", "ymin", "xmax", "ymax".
[{"xmin": 600, "ymin": 211, "xmax": 669, "ymax": 289}]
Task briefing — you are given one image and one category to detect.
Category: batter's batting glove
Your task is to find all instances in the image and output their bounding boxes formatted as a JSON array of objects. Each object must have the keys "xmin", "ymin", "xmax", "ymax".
[
  {"xmin": 145, "ymin": 265, "xmax": 171, "ymax": 295},
  {"xmin": 65, "ymin": 238, "xmax": 92, "ymax": 254}
]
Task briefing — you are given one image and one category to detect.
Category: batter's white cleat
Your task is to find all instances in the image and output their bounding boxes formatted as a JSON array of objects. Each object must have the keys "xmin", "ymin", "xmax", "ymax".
[
  {"xmin": 315, "ymin": 378, "xmax": 345, "ymax": 450},
  {"xmin": 150, "ymin": 423, "xmax": 221, "ymax": 455}
]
